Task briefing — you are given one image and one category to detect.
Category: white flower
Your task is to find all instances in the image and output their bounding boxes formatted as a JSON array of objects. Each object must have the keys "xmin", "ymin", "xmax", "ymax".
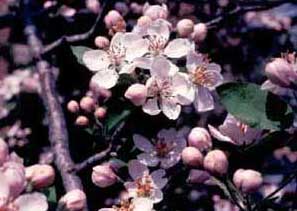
[
  {"xmin": 142, "ymin": 56, "xmax": 194, "ymax": 119},
  {"xmin": 186, "ymin": 50, "xmax": 224, "ymax": 112},
  {"xmin": 208, "ymin": 114, "xmax": 262, "ymax": 145},
  {"xmin": 124, "ymin": 160, "xmax": 167, "ymax": 204},
  {"xmin": 133, "ymin": 128, "xmax": 187, "ymax": 169},
  {"xmin": 83, "ymin": 32, "xmax": 149, "ymax": 89},
  {"xmin": 98, "ymin": 197, "xmax": 154, "ymax": 211}
]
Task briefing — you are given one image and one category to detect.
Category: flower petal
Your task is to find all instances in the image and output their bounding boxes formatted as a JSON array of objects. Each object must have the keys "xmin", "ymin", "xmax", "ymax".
[
  {"xmin": 151, "ymin": 189, "xmax": 163, "ymax": 203},
  {"xmin": 128, "ymin": 160, "xmax": 148, "ymax": 180},
  {"xmin": 14, "ymin": 193, "xmax": 48, "ymax": 211},
  {"xmin": 0, "ymin": 172, "xmax": 9, "ymax": 208},
  {"xmin": 134, "ymin": 57, "xmax": 153, "ymax": 69},
  {"xmin": 161, "ymin": 97, "xmax": 181, "ymax": 120},
  {"xmin": 143, "ymin": 98, "xmax": 161, "ymax": 116},
  {"xmin": 91, "ymin": 68, "xmax": 119, "ymax": 89},
  {"xmin": 137, "ymin": 153, "xmax": 159, "ymax": 167},
  {"xmin": 202, "ymin": 70, "xmax": 224, "ymax": 90},
  {"xmin": 193, "ymin": 86, "xmax": 214, "ymax": 112},
  {"xmin": 147, "ymin": 19, "xmax": 170, "ymax": 41},
  {"xmin": 164, "ymin": 38, "xmax": 192, "ymax": 58},
  {"xmin": 172, "ymin": 72, "xmax": 195, "ymax": 105},
  {"xmin": 208, "ymin": 124, "xmax": 233, "ymax": 143},
  {"xmin": 186, "ymin": 50, "xmax": 204, "ymax": 71},
  {"xmin": 133, "ymin": 134, "xmax": 154, "ymax": 152},
  {"xmin": 124, "ymin": 36, "xmax": 149, "ymax": 61},
  {"xmin": 133, "ymin": 198, "xmax": 154, "ymax": 211},
  {"xmin": 150, "ymin": 56, "xmax": 171, "ymax": 79},
  {"xmin": 82, "ymin": 50, "xmax": 110, "ymax": 71},
  {"xmin": 151, "ymin": 169, "xmax": 167, "ymax": 189}
]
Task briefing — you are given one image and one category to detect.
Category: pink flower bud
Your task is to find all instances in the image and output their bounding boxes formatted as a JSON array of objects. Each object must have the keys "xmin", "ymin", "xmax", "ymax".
[
  {"xmin": 188, "ymin": 127, "xmax": 212, "ymax": 151},
  {"xmin": 91, "ymin": 164, "xmax": 117, "ymax": 188},
  {"xmin": 176, "ymin": 19, "xmax": 194, "ymax": 37},
  {"xmin": 203, "ymin": 150, "xmax": 228, "ymax": 175},
  {"xmin": 75, "ymin": 116, "xmax": 89, "ymax": 126},
  {"xmin": 192, "ymin": 23, "xmax": 208, "ymax": 42},
  {"xmin": 89, "ymin": 80, "xmax": 112, "ymax": 99},
  {"xmin": 67, "ymin": 100, "xmax": 79, "ymax": 113},
  {"xmin": 233, "ymin": 169, "xmax": 263, "ymax": 193},
  {"xmin": 94, "ymin": 36, "xmax": 110, "ymax": 49},
  {"xmin": 143, "ymin": 3, "xmax": 168, "ymax": 20},
  {"xmin": 187, "ymin": 169, "xmax": 210, "ymax": 184},
  {"xmin": 80, "ymin": 96, "xmax": 96, "ymax": 113},
  {"xmin": 137, "ymin": 16, "xmax": 153, "ymax": 27},
  {"xmin": 265, "ymin": 58, "xmax": 297, "ymax": 87},
  {"xmin": 104, "ymin": 10, "xmax": 124, "ymax": 29},
  {"xmin": 86, "ymin": 0, "xmax": 100, "ymax": 14},
  {"xmin": 124, "ymin": 84, "xmax": 148, "ymax": 106},
  {"xmin": 25, "ymin": 164, "xmax": 55, "ymax": 189},
  {"xmin": 181, "ymin": 147, "xmax": 204, "ymax": 167},
  {"xmin": 94, "ymin": 107, "xmax": 106, "ymax": 119},
  {"xmin": 0, "ymin": 138, "xmax": 8, "ymax": 165},
  {"xmin": 60, "ymin": 189, "xmax": 86, "ymax": 211},
  {"xmin": 2, "ymin": 161, "xmax": 26, "ymax": 198}
]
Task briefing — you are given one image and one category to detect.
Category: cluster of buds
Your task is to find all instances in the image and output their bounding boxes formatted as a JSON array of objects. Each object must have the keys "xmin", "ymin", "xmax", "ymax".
[
  {"xmin": 233, "ymin": 169, "xmax": 263, "ymax": 193},
  {"xmin": 67, "ymin": 95, "xmax": 107, "ymax": 127}
]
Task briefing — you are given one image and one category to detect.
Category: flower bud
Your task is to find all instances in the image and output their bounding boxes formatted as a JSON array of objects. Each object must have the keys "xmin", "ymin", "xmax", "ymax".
[
  {"xmin": 181, "ymin": 147, "xmax": 203, "ymax": 167},
  {"xmin": 60, "ymin": 189, "xmax": 86, "ymax": 211},
  {"xmin": 203, "ymin": 150, "xmax": 228, "ymax": 175},
  {"xmin": 104, "ymin": 10, "xmax": 124, "ymax": 29},
  {"xmin": 233, "ymin": 169, "xmax": 263, "ymax": 193},
  {"xmin": 67, "ymin": 100, "xmax": 79, "ymax": 113},
  {"xmin": 143, "ymin": 3, "xmax": 168, "ymax": 20},
  {"xmin": 187, "ymin": 169, "xmax": 210, "ymax": 184},
  {"xmin": 80, "ymin": 96, "xmax": 96, "ymax": 113},
  {"xmin": 188, "ymin": 127, "xmax": 212, "ymax": 151},
  {"xmin": 192, "ymin": 23, "xmax": 208, "ymax": 42},
  {"xmin": 2, "ymin": 161, "xmax": 26, "ymax": 198},
  {"xmin": 0, "ymin": 138, "xmax": 8, "ymax": 165},
  {"xmin": 94, "ymin": 107, "xmax": 107, "ymax": 119},
  {"xmin": 124, "ymin": 84, "xmax": 148, "ymax": 106},
  {"xmin": 91, "ymin": 164, "xmax": 117, "ymax": 188},
  {"xmin": 94, "ymin": 36, "xmax": 110, "ymax": 49},
  {"xmin": 25, "ymin": 164, "xmax": 55, "ymax": 189},
  {"xmin": 75, "ymin": 116, "xmax": 89, "ymax": 126},
  {"xmin": 265, "ymin": 58, "xmax": 296, "ymax": 87},
  {"xmin": 86, "ymin": 0, "xmax": 100, "ymax": 14},
  {"xmin": 137, "ymin": 16, "xmax": 152, "ymax": 27},
  {"xmin": 176, "ymin": 19, "xmax": 194, "ymax": 37}
]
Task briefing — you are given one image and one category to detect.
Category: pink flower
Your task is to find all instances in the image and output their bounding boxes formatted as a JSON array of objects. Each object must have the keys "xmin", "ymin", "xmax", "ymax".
[
  {"xmin": 124, "ymin": 83, "xmax": 148, "ymax": 106},
  {"xmin": 181, "ymin": 147, "xmax": 204, "ymax": 167},
  {"xmin": 143, "ymin": 3, "xmax": 168, "ymax": 21},
  {"xmin": 186, "ymin": 50, "xmax": 223, "ymax": 112},
  {"xmin": 233, "ymin": 169, "xmax": 263, "ymax": 193},
  {"xmin": 203, "ymin": 150, "xmax": 228, "ymax": 175},
  {"xmin": 91, "ymin": 164, "xmax": 117, "ymax": 188},
  {"xmin": 60, "ymin": 189, "xmax": 87, "ymax": 211},
  {"xmin": 99, "ymin": 197, "xmax": 154, "ymax": 211},
  {"xmin": 133, "ymin": 128, "xmax": 187, "ymax": 169},
  {"xmin": 124, "ymin": 160, "xmax": 167, "ymax": 203},
  {"xmin": 25, "ymin": 164, "xmax": 55, "ymax": 189},
  {"xmin": 208, "ymin": 114, "xmax": 261, "ymax": 145}
]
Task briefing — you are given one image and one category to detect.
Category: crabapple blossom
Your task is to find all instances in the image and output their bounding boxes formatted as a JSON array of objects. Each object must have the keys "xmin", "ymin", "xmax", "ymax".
[
  {"xmin": 133, "ymin": 128, "xmax": 187, "ymax": 169},
  {"xmin": 92, "ymin": 164, "xmax": 117, "ymax": 188},
  {"xmin": 181, "ymin": 147, "xmax": 204, "ymax": 167},
  {"xmin": 83, "ymin": 32, "xmax": 149, "ymax": 89},
  {"xmin": 142, "ymin": 56, "xmax": 194, "ymax": 119},
  {"xmin": 60, "ymin": 189, "xmax": 87, "ymax": 211},
  {"xmin": 80, "ymin": 96, "xmax": 96, "ymax": 113},
  {"xmin": 124, "ymin": 83, "xmax": 148, "ymax": 106},
  {"xmin": 233, "ymin": 169, "xmax": 263, "ymax": 193},
  {"xmin": 192, "ymin": 23, "xmax": 208, "ymax": 42},
  {"xmin": 143, "ymin": 3, "xmax": 168, "ymax": 20},
  {"xmin": 188, "ymin": 127, "xmax": 212, "ymax": 151},
  {"xmin": 186, "ymin": 50, "xmax": 223, "ymax": 112},
  {"xmin": 0, "ymin": 138, "xmax": 8, "ymax": 165},
  {"xmin": 67, "ymin": 100, "xmax": 80, "ymax": 113},
  {"xmin": 25, "ymin": 164, "xmax": 55, "ymax": 189},
  {"xmin": 75, "ymin": 116, "xmax": 89, "ymax": 126},
  {"xmin": 99, "ymin": 197, "xmax": 154, "ymax": 211},
  {"xmin": 208, "ymin": 114, "xmax": 261, "ymax": 145},
  {"xmin": 203, "ymin": 150, "xmax": 228, "ymax": 175},
  {"xmin": 125, "ymin": 160, "xmax": 167, "ymax": 203},
  {"xmin": 176, "ymin": 19, "xmax": 194, "ymax": 37},
  {"xmin": 94, "ymin": 107, "xmax": 107, "ymax": 119}
]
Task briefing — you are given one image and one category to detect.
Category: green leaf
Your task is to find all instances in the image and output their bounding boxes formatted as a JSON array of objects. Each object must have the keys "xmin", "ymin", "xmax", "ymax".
[
  {"xmin": 106, "ymin": 109, "xmax": 131, "ymax": 132},
  {"xmin": 217, "ymin": 82, "xmax": 293, "ymax": 130},
  {"xmin": 70, "ymin": 46, "xmax": 92, "ymax": 65},
  {"xmin": 43, "ymin": 186, "xmax": 57, "ymax": 204}
]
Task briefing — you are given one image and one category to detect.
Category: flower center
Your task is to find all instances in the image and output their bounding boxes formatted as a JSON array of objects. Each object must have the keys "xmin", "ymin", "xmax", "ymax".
[
  {"xmin": 108, "ymin": 43, "xmax": 127, "ymax": 66},
  {"xmin": 191, "ymin": 66, "xmax": 216, "ymax": 87},
  {"xmin": 148, "ymin": 35, "xmax": 167, "ymax": 56},
  {"xmin": 155, "ymin": 138, "xmax": 175, "ymax": 158},
  {"xmin": 148, "ymin": 78, "xmax": 173, "ymax": 99},
  {"xmin": 135, "ymin": 174, "xmax": 154, "ymax": 198},
  {"xmin": 113, "ymin": 200, "xmax": 134, "ymax": 211}
]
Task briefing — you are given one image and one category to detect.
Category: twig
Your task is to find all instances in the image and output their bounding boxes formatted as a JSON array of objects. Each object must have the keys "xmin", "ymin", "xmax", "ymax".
[
  {"xmin": 22, "ymin": 0, "xmax": 88, "ymax": 210},
  {"xmin": 74, "ymin": 144, "xmax": 112, "ymax": 172},
  {"xmin": 42, "ymin": 0, "xmax": 115, "ymax": 54}
]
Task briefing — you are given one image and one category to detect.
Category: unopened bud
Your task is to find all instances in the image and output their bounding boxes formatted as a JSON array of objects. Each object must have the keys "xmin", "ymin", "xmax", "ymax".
[
  {"xmin": 192, "ymin": 23, "xmax": 208, "ymax": 42},
  {"xmin": 181, "ymin": 147, "xmax": 204, "ymax": 167},
  {"xmin": 75, "ymin": 116, "xmax": 89, "ymax": 126},
  {"xmin": 94, "ymin": 36, "xmax": 110, "ymax": 49},
  {"xmin": 92, "ymin": 164, "xmax": 117, "ymax": 188},
  {"xmin": 25, "ymin": 164, "xmax": 55, "ymax": 189},
  {"xmin": 80, "ymin": 96, "xmax": 96, "ymax": 113},
  {"xmin": 233, "ymin": 169, "xmax": 263, "ymax": 193},
  {"xmin": 60, "ymin": 189, "xmax": 86, "ymax": 211},
  {"xmin": 203, "ymin": 150, "xmax": 228, "ymax": 175},
  {"xmin": 188, "ymin": 127, "xmax": 212, "ymax": 151},
  {"xmin": 67, "ymin": 100, "xmax": 79, "ymax": 113},
  {"xmin": 143, "ymin": 3, "xmax": 168, "ymax": 20},
  {"xmin": 137, "ymin": 16, "xmax": 152, "ymax": 27},
  {"xmin": 104, "ymin": 10, "xmax": 124, "ymax": 29},
  {"xmin": 94, "ymin": 107, "xmax": 107, "ymax": 119},
  {"xmin": 176, "ymin": 19, "xmax": 194, "ymax": 37},
  {"xmin": 124, "ymin": 84, "xmax": 147, "ymax": 106}
]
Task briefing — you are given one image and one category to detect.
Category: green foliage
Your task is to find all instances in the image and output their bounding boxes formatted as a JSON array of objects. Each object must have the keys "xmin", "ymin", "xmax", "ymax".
[
  {"xmin": 217, "ymin": 82, "xmax": 293, "ymax": 130},
  {"xmin": 106, "ymin": 109, "xmax": 131, "ymax": 133},
  {"xmin": 70, "ymin": 46, "xmax": 92, "ymax": 65}
]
